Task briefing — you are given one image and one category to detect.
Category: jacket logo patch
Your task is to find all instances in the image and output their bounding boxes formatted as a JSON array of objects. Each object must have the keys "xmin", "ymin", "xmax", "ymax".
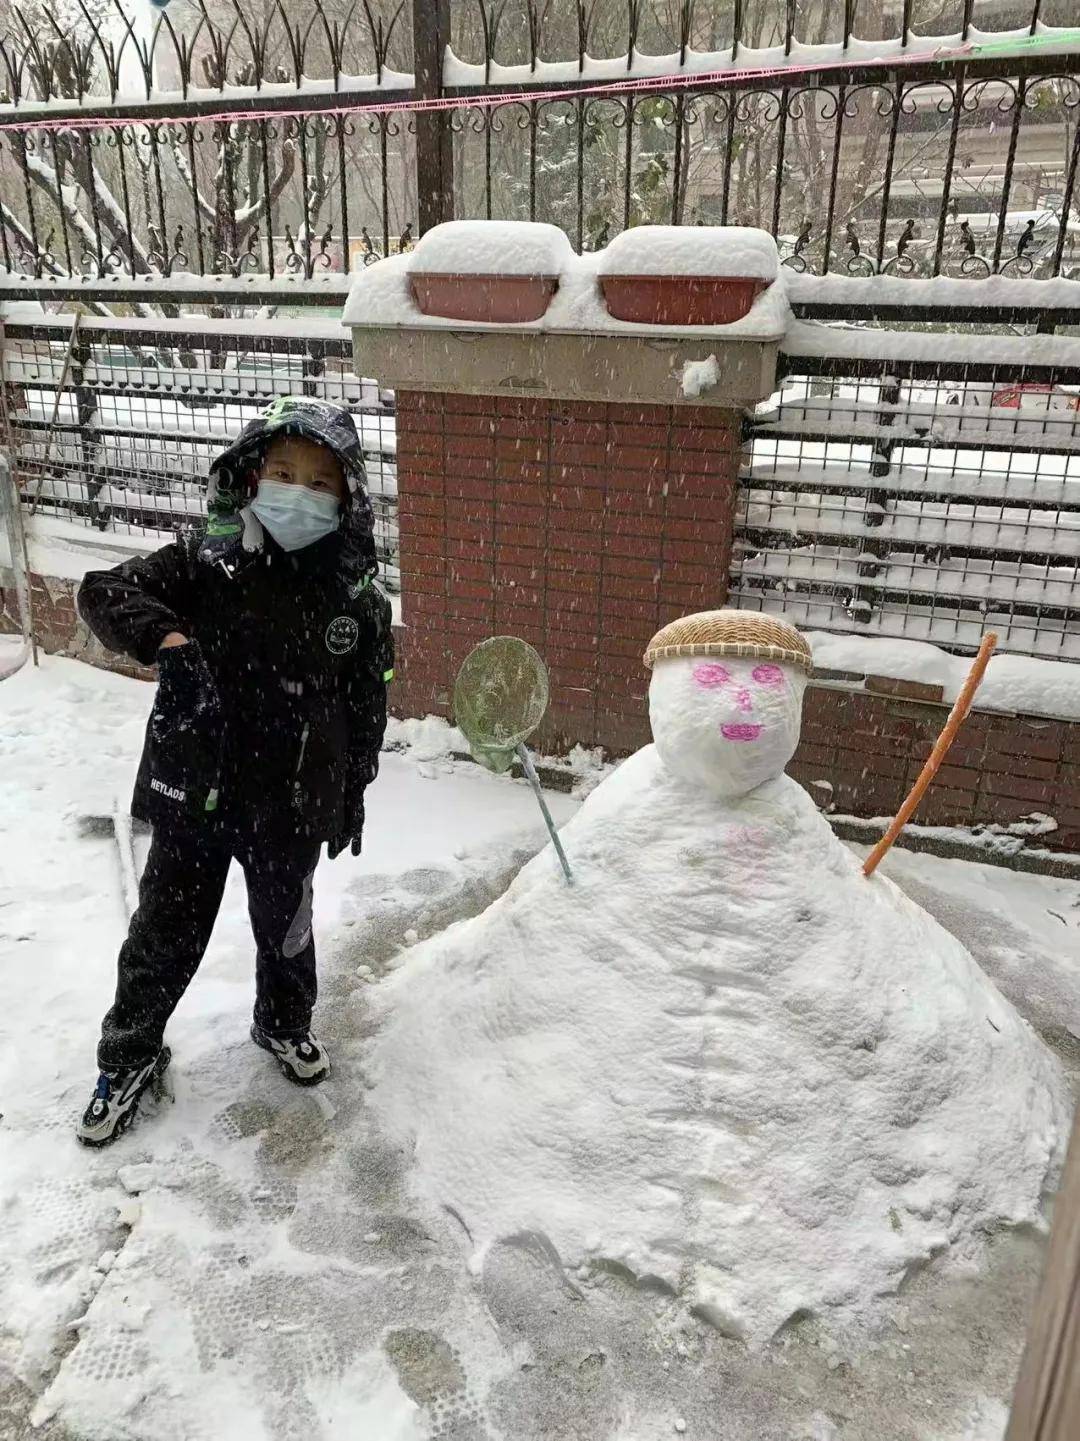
[
  {"xmin": 326, "ymin": 615, "xmax": 359, "ymax": 655},
  {"xmin": 150, "ymin": 777, "xmax": 186, "ymax": 802}
]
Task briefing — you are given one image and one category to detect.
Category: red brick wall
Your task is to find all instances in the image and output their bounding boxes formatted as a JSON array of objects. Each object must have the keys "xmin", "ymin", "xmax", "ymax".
[
  {"xmin": 791, "ymin": 683, "xmax": 1080, "ymax": 854},
  {"xmin": 392, "ymin": 390, "xmax": 742, "ymax": 755}
]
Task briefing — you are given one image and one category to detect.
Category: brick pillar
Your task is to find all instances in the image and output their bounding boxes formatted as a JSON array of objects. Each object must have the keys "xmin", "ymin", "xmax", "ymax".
[{"xmin": 393, "ymin": 390, "xmax": 742, "ymax": 756}]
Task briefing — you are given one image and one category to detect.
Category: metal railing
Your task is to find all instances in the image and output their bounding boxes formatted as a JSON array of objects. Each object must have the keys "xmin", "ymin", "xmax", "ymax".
[
  {"xmin": 735, "ymin": 312, "xmax": 1080, "ymax": 662},
  {"xmin": 0, "ymin": 0, "xmax": 1070, "ymax": 110},
  {"xmin": 0, "ymin": 0, "xmax": 412, "ymax": 108},
  {"xmin": 0, "ymin": 453, "xmax": 32, "ymax": 673},
  {"xmin": 0, "ymin": 314, "xmax": 400, "ymax": 591},
  {"xmin": 0, "ymin": 1, "xmax": 1075, "ymax": 286},
  {"xmin": 448, "ymin": 0, "xmax": 1075, "ymax": 72}
]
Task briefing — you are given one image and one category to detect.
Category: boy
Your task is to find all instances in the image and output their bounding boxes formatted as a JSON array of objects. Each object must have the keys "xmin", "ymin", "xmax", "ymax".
[{"xmin": 74, "ymin": 398, "xmax": 393, "ymax": 1145}]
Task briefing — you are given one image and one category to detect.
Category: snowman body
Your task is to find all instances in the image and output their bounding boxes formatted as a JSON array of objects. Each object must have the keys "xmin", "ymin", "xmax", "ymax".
[{"xmin": 366, "ymin": 619, "xmax": 1066, "ymax": 1340}]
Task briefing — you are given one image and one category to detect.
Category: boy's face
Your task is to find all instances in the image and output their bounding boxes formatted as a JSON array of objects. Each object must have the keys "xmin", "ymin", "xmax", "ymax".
[{"xmin": 258, "ymin": 434, "xmax": 346, "ymax": 502}]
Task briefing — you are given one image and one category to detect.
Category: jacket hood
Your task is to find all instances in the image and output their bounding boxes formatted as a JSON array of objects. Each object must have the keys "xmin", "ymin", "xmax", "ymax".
[
  {"xmin": 207, "ymin": 397, "xmax": 368, "ymax": 512},
  {"xmin": 200, "ymin": 398, "xmax": 378, "ymax": 589}
]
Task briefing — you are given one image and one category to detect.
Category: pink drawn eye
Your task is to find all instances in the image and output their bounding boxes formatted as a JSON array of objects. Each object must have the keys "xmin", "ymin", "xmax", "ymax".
[
  {"xmin": 752, "ymin": 664, "xmax": 785, "ymax": 688},
  {"xmin": 693, "ymin": 663, "xmax": 731, "ymax": 689}
]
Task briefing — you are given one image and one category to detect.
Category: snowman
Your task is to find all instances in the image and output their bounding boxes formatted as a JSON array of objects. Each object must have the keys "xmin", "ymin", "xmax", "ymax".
[{"xmin": 365, "ymin": 611, "xmax": 1065, "ymax": 1341}]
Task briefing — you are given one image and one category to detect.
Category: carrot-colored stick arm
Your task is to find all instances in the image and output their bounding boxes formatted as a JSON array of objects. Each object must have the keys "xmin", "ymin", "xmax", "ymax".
[{"xmin": 862, "ymin": 632, "xmax": 999, "ymax": 879}]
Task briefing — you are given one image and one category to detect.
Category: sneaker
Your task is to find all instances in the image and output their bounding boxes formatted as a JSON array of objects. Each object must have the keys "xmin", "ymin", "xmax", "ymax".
[
  {"xmin": 75, "ymin": 1047, "xmax": 171, "ymax": 1148},
  {"xmin": 250, "ymin": 1023, "xmax": 329, "ymax": 1086}
]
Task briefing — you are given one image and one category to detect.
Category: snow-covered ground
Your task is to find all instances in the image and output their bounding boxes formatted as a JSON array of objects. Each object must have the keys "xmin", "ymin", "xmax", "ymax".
[
  {"xmin": 1, "ymin": 656, "xmax": 1079, "ymax": 1441},
  {"xmin": 0, "ymin": 634, "xmax": 28, "ymax": 681}
]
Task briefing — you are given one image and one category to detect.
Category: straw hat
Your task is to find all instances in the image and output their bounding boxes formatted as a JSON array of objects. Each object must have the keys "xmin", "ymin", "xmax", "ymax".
[{"xmin": 644, "ymin": 610, "xmax": 813, "ymax": 673}]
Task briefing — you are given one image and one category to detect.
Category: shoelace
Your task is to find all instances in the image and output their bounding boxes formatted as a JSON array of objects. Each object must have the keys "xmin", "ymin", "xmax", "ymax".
[{"xmin": 94, "ymin": 1073, "xmax": 112, "ymax": 1101}]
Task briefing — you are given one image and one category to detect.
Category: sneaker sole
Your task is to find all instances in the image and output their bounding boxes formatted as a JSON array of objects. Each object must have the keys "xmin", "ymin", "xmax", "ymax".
[
  {"xmin": 76, "ymin": 1046, "xmax": 172, "ymax": 1148},
  {"xmin": 250, "ymin": 1026, "xmax": 329, "ymax": 1087}
]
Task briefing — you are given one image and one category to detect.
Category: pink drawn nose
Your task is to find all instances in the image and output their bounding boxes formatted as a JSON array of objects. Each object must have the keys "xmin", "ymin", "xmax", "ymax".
[{"xmin": 735, "ymin": 687, "xmax": 753, "ymax": 712}]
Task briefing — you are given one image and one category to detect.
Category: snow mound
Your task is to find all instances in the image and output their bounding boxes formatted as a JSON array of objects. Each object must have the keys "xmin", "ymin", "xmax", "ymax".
[
  {"xmin": 405, "ymin": 220, "xmax": 573, "ymax": 276},
  {"xmin": 366, "ymin": 748, "xmax": 1065, "ymax": 1342},
  {"xmin": 597, "ymin": 225, "xmax": 780, "ymax": 280},
  {"xmin": 807, "ymin": 631, "xmax": 1080, "ymax": 722},
  {"xmin": 680, "ymin": 353, "xmax": 720, "ymax": 398}
]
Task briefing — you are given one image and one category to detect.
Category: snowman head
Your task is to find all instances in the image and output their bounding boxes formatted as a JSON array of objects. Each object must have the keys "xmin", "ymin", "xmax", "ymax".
[{"xmin": 644, "ymin": 611, "xmax": 812, "ymax": 799}]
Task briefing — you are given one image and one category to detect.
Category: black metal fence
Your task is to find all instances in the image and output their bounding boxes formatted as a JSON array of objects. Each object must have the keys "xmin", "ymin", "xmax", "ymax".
[
  {"xmin": 0, "ymin": 314, "xmax": 400, "ymax": 589},
  {"xmin": 0, "ymin": 0, "xmax": 1077, "ymax": 286},
  {"xmin": 0, "ymin": 3, "xmax": 1078, "ymax": 664},
  {"xmin": 7, "ymin": 301, "xmax": 1078, "ymax": 663},
  {"xmin": 738, "ymin": 306, "xmax": 1080, "ymax": 662}
]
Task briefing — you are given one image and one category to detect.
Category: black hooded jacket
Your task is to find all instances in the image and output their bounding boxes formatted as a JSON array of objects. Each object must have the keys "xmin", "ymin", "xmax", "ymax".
[{"xmin": 77, "ymin": 401, "xmax": 394, "ymax": 842}]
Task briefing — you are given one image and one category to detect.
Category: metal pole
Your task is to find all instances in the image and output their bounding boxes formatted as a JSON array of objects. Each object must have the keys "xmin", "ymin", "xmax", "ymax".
[
  {"xmin": 30, "ymin": 311, "xmax": 81, "ymax": 516},
  {"xmin": 516, "ymin": 743, "xmax": 573, "ymax": 886},
  {"xmin": 0, "ymin": 325, "xmax": 39, "ymax": 667},
  {"xmin": 8, "ymin": 458, "xmax": 39, "ymax": 667},
  {"xmin": 412, "ymin": 0, "xmax": 454, "ymax": 234}
]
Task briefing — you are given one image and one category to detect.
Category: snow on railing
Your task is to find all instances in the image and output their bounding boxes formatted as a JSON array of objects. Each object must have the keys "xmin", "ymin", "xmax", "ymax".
[
  {"xmin": 0, "ymin": 4, "xmax": 1075, "ymax": 285},
  {"xmin": 0, "ymin": 1, "xmax": 413, "ymax": 110},
  {"xmin": 442, "ymin": 8, "xmax": 1079, "ymax": 87},
  {"xmin": 0, "ymin": 0, "xmax": 1071, "ymax": 112},
  {"xmin": 754, "ymin": 396, "xmax": 1080, "ymax": 452}
]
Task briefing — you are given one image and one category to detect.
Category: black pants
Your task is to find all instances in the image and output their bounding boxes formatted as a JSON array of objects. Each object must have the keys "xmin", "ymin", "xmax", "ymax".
[{"xmin": 98, "ymin": 825, "xmax": 321, "ymax": 1071}]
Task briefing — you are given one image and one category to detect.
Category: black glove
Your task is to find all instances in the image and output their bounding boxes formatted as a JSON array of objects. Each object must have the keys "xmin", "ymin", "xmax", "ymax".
[
  {"xmin": 144, "ymin": 642, "xmax": 223, "ymax": 821},
  {"xmin": 156, "ymin": 641, "xmax": 219, "ymax": 722},
  {"xmin": 327, "ymin": 791, "xmax": 365, "ymax": 860}
]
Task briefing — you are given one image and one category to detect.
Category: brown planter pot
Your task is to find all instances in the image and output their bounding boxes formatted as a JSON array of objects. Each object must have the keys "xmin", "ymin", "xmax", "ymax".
[
  {"xmin": 409, "ymin": 273, "xmax": 560, "ymax": 323},
  {"xmin": 599, "ymin": 274, "xmax": 770, "ymax": 326}
]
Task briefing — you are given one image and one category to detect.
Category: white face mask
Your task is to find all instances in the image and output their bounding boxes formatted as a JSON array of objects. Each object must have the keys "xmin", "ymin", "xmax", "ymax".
[
  {"xmin": 251, "ymin": 480, "xmax": 341, "ymax": 552},
  {"xmin": 649, "ymin": 654, "xmax": 806, "ymax": 799}
]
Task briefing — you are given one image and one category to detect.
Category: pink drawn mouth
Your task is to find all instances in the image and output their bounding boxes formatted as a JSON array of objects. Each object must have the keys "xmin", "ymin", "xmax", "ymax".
[{"xmin": 721, "ymin": 723, "xmax": 763, "ymax": 742}]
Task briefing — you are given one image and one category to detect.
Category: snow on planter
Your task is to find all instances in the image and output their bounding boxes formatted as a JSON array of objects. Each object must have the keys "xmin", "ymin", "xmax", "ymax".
[
  {"xmin": 366, "ymin": 610, "xmax": 1066, "ymax": 1344},
  {"xmin": 405, "ymin": 220, "xmax": 574, "ymax": 323},
  {"xmin": 598, "ymin": 225, "xmax": 779, "ymax": 325},
  {"xmin": 598, "ymin": 225, "xmax": 780, "ymax": 280}
]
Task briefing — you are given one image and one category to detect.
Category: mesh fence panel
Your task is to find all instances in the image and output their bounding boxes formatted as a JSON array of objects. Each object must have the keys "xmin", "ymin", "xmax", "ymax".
[
  {"xmin": 2, "ymin": 317, "xmax": 399, "ymax": 592},
  {"xmin": 736, "ymin": 370, "xmax": 1080, "ymax": 662}
]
